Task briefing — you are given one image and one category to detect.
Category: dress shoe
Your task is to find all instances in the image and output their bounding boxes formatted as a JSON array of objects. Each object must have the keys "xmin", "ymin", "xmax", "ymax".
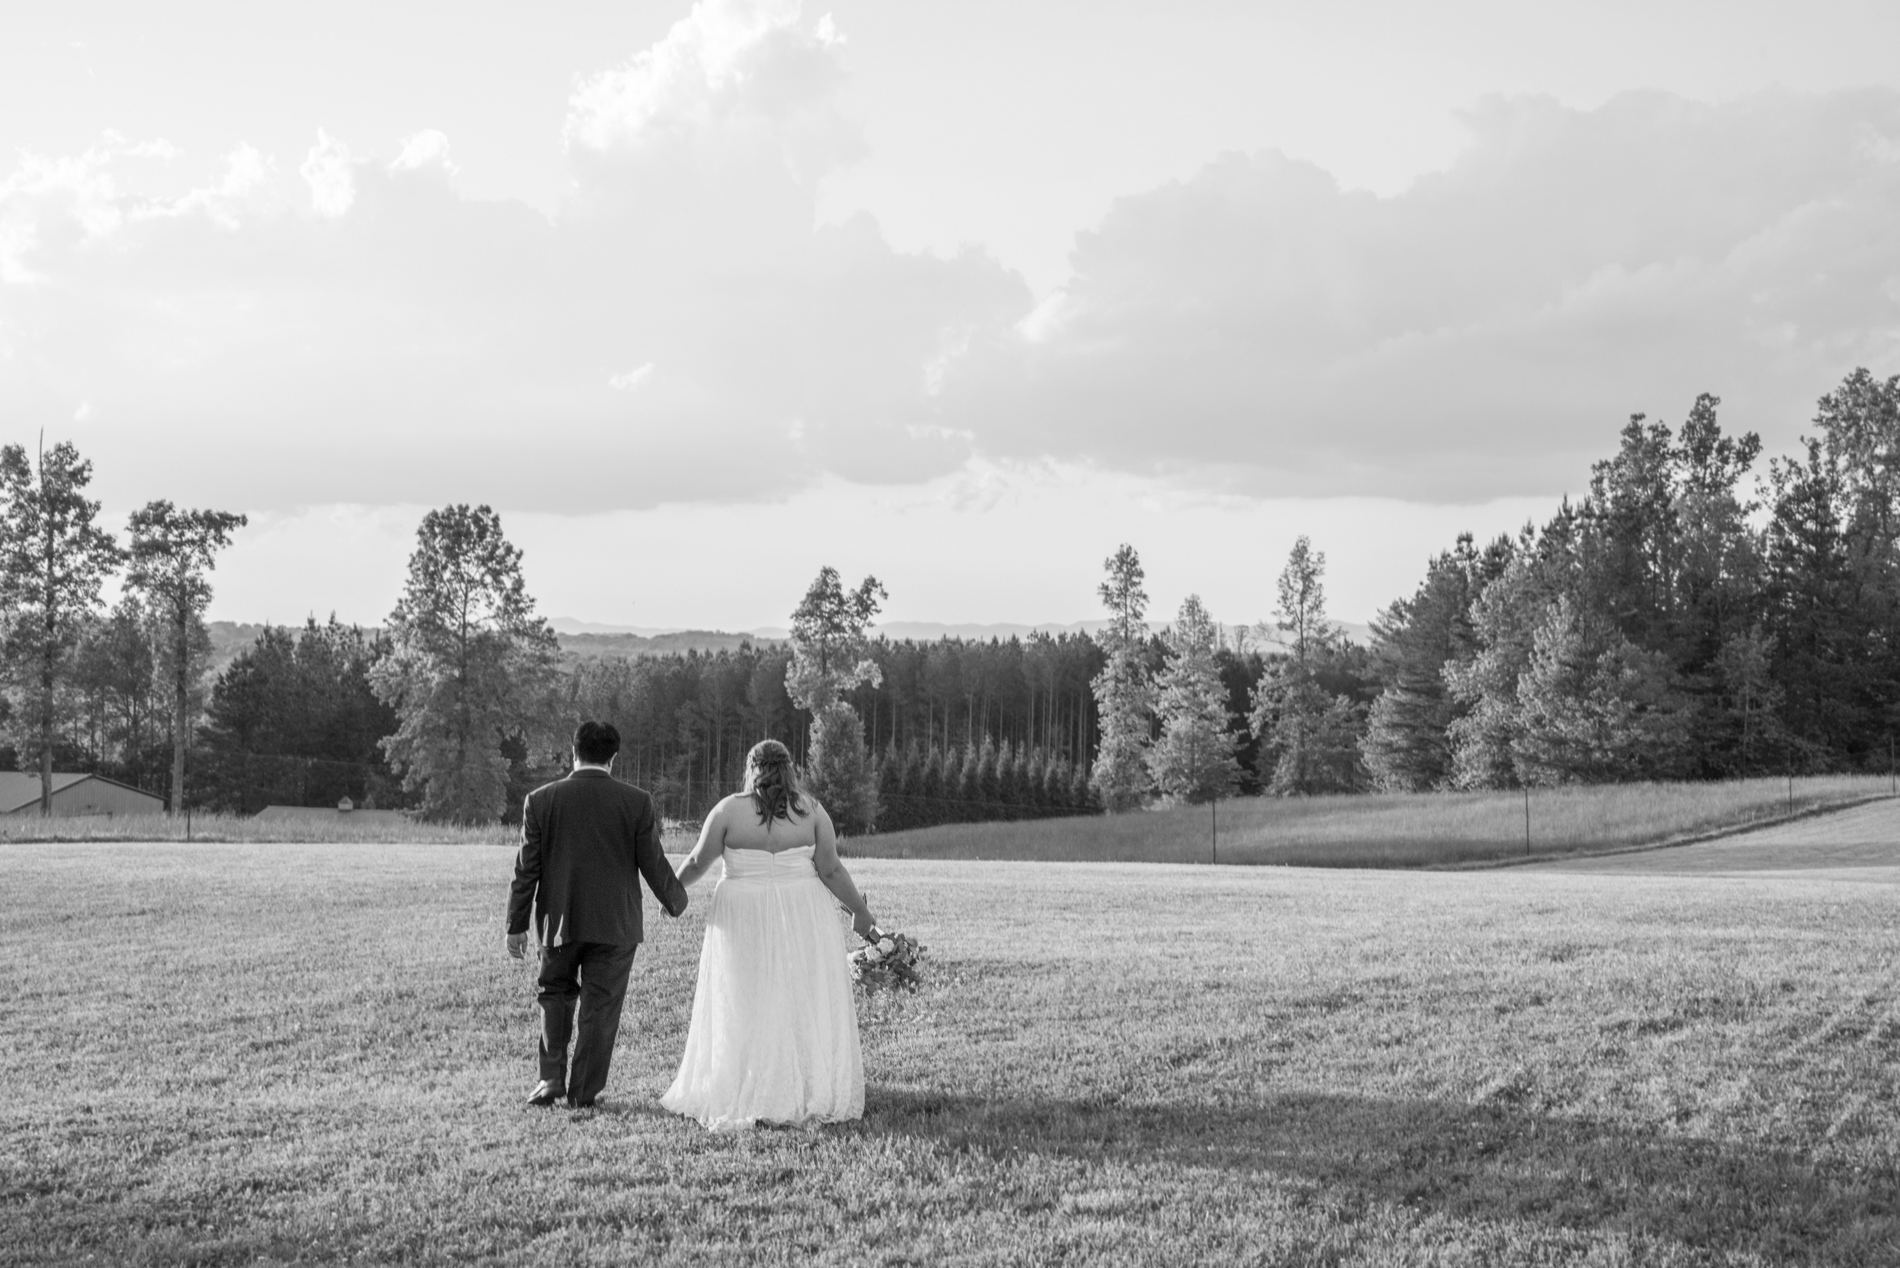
[
  {"xmin": 566, "ymin": 1096, "xmax": 597, "ymax": 1110},
  {"xmin": 528, "ymin": 1080, "xmax": 566, "ymax": 1107}
]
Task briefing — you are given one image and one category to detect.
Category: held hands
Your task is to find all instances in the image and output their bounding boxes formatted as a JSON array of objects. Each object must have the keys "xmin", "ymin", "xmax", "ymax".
[{"xmin": 506, "ymin": 932, "xmax": 529, "ymax": 960}]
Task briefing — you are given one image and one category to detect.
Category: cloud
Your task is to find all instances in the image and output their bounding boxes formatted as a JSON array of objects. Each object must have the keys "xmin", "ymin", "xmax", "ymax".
[
  {"xmin": 563, "ymin": 0, "xmax": 849, "ymax": 170},
  {"xmin": 940, "ymin": 89, "xmax": 1900, "ymax": 500},
  {"xmin": 390, "ymin": 129, "xmax": 456, "ymax": 175},
  {"xmin": 299, "ymin": 129, "xmax": 354, "ymax": 217},
  {"xmin": 0, "ymin": 0, "xmax": 1026, "ymax": 512},
  {"xmin": 2, "ymin": 23, "xmax": 1895, "ymax": 518},
  {"xmin": 610, "ymin": 363, "xmax": 655, "ymax": 391},
  {"xmin": 164, "ymin": 145, "xmax": 275, "ymax": 228}
]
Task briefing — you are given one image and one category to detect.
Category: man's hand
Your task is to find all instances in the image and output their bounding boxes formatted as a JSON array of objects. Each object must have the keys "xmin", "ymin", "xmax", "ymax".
[{"xmin": 506, "ymin": 932, "xmax": 529, "ymax": 960}]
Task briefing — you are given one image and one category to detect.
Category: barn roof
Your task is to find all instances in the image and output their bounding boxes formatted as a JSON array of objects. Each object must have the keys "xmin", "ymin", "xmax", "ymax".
[{"xmin": 0, "ymin": 772, "xmax": 159, "ymax": 814}]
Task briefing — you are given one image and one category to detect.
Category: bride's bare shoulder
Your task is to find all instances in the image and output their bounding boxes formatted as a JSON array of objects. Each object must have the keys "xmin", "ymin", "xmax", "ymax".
[{"xmin": 707, "ymin": 793, "xmax": 751, "ymax": 822}]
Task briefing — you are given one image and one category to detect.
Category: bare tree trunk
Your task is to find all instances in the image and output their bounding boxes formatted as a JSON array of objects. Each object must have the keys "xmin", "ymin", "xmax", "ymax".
[
  {"xmin": 170, "ymin": 611, "xmax": 189, "ymax": 814},
  {"xmin": 38, "ymin": 682, "xmax": 53, "ymax": 817},
  {"xmin": 39, "ymin": 636, "xmax": 54, "ymax": 817}
]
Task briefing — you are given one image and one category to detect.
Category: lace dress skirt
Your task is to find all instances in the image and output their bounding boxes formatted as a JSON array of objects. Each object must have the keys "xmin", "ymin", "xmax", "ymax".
[{"xmin": 661, "ymin": 845, "xmax": 865, "ymax": 1130}]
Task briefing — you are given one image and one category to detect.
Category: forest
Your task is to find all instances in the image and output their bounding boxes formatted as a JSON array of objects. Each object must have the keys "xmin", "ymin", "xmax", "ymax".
[{"xmin": 8, "ymin": 366, "xmax": 1899, "ymax": 829}]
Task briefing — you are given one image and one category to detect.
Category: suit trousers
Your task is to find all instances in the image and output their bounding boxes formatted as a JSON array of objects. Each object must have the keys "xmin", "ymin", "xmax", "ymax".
[{"xmin": 536, "ymin": 940, "xmax": 640, "ymax": 1104}]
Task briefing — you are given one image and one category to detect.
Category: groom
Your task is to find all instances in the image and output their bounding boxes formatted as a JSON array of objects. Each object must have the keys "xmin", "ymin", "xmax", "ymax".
[{"xmin": 506, "ymin": 721, "xmax": 689, "ymax": 1108}]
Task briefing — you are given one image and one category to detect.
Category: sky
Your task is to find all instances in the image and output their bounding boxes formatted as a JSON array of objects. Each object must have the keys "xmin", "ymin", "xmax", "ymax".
[{"xmin": 2, "ymin": 1, "xmax": 1898, "ymax": 631}]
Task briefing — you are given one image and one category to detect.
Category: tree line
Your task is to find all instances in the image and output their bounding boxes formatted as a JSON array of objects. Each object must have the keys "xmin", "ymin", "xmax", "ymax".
[
  {"xmin": 8, "ymin": 364, "xmax": 1896, "ymax": 827},
  {"xmin": 1363, "ymin": 372, "xmax": 1900, "ymax": 791},
  {"xmin": 0, "ymin": 440, "xmax": 244, "ymax": 815},
  {"xmin": 1080, "ymin": 368, "xmax": 1900, "ymax": 813}
]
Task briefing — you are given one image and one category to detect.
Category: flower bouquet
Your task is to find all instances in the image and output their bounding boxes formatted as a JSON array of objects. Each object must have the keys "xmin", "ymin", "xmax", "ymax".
[{"xmin": 847, "ymin": 928, "xmax": 926, "ymax": 993}]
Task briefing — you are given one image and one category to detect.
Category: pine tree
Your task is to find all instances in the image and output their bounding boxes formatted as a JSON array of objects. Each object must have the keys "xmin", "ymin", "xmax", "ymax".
[
  {"xmin": 1715, "ymin": 625, "xmax": 1786, "ymax": 777},
  {"xmin": 1762, "ymin": 439, "xmax": 1870, "ymax": 763},
  {"xmin": 1510, "ymin": 595, "xmax": 1691, "ymax": 784},
  {"xmin": 958, "ymin": 744, "xmax": 982, "ymax": 821},
  {"xmin": 1021, "ymin": 746, "xmax": 1048, "ymax": 815},
  {"xmin": 808, "ymin": 704, "xmax": 880, "ymax": 835},
  {"xmin": 1045, "ymin": 754, "xmax": 1072, "ymax": 811},
  {"xmin": 1070, "ymin": 760, "xmax": 1095, "ymax": 811},
  {"xmin": 918, "ymin": 744, "xmax": 947, "ymax": 826},
  {"xmin": 876, "ymin": 743, "xmax": 907, "ymax": 832},
  {"xmin": 1089, "ymin": 543, "xmax": 1154, "ymax": 811},
  {"xmin": 1251, "ymin": 538, "xmax": 1363, "ymax": 794},
  {"xmin": 1148, "ymin": 594, "xmax": 1240, "ymax": 802},
  {"xmin": 0, "ymin": 440, "xmax": 124, "ymax": 815},
  {"xmin": 980, "ymin": 737, "xmax": 1010, "ymax": 817},
  {"xmin": 1444, "ymin": 519, "xmax": 1577, "ymax": 789},
  {"xmin": 370, "ymin": 504, "xmax": 560, "ymax": 823},
  {"xmin": 997, "ymin": 740, "xmax": 1023, "ymax": 812},
  {"xmin": 1362, "ymin": 534, "xmax": 1504, "ymax": 791},
  {"xmin": 124, "ymin": 501, "xmax": 248, "ymax": 813}
]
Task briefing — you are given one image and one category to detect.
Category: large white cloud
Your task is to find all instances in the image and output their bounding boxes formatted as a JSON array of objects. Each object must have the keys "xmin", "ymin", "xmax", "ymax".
[
  {"xmin": 941, "ymin": 89, "xmax": 1900, "ymax": 500},
  {"xmin": 1, "ymin": 5, "xmax": 1896, "ymax": 518},
  {"xmin": 0, "ymin": 0, "xmax": 1027, "ymax": 512}
]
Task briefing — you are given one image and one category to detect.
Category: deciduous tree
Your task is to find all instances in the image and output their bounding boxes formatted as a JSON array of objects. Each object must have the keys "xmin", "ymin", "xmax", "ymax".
[
  {"xmin": 786, "ymin": 566, "xmax": 887, "ymax": 712},
  {"xmin": 786, "ymin": 565, "xmax": 886, "ymax": 832}
]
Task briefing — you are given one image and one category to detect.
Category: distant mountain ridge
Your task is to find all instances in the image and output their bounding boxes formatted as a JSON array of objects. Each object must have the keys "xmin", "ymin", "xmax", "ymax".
[
  {"xmin": 205, "ymin": 615, "xmax": 1370, "ymax": 673},
  {"xmin": 867, "ymin": 619, "xmax": 1372, "ymax": 648},
  {"xmin": 558, "ymin": 630, "xmax": 785, "ymax": 659}
]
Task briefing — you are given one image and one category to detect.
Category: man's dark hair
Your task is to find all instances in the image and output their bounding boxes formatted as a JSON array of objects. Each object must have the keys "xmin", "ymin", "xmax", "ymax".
[{"xmin": 573, "ymin": 721, "xmax": 620, "ymax": 766}]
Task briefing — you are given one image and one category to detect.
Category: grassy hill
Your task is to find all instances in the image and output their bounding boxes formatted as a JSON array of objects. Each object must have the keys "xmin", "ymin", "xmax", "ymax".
[{"xmin": 847, "ymin": 776, "xmax": 1896, "ymax": 868}]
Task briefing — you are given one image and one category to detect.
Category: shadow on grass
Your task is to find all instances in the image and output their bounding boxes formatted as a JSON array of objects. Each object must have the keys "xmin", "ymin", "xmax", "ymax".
[{"xmin": 854, "ymin": 1086, "xmax": 1897, "ymax": 1260}]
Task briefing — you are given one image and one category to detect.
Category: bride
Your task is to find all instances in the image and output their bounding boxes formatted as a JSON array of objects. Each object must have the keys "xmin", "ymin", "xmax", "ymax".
[{"xmin": 662, "ymin": 739, "xmax": 879, "ymax": 1130}]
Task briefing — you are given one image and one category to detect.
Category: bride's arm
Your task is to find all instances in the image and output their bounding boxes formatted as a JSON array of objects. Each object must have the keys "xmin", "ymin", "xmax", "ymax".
[
  {"xmin": 811, "ymin": 802, "xmax": 876, "ymax": 939},
  {"xmin": 674, "ymin": 799, "xmax": 728, "ymax": 889}
]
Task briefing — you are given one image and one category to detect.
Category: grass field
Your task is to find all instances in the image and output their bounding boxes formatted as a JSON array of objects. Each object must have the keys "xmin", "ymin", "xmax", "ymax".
[
  {"xmin": 8, "ymin": 777, "xmax": 1886, "ymax": 871},
  {"xmin": 849, "ymin": 776, "xmax": 1897, "ymax": 868},
  {"xmin": 0, "ymin": 813, "xmax": 704, "ymax": 850},
  {"xmin": 0, "ymin": 811, "xmax": 519, "ymax": 847},
  {"xmin": 3, "ymin": 819, "xmax": 1897, "ymax": 1265}
]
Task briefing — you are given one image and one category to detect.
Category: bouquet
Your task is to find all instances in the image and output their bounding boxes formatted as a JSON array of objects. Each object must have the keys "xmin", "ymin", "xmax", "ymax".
[{"xmin": 847, "ymin": 928, "xmax": 926, "ymax": 993}]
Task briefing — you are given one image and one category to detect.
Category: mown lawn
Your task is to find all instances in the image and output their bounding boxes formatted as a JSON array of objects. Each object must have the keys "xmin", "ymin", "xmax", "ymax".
[
  {"xmin": 852, "ymin": 776, "xmax": 1896, "ymax": 868},
  {"xmin": 2, "ymin": 840, "xmax": 1896, "ymax": 1265}
]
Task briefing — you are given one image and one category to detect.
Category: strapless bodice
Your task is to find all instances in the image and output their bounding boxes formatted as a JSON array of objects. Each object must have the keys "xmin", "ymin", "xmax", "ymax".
[{"xmin": 720, "ymin": 845, "xmax": 818, "ymax": 884}]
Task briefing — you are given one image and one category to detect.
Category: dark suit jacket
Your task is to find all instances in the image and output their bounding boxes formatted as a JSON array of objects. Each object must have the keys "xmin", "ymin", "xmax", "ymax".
[{"xmin": 507, "ymin": 768, "xmax": 688, "ymax": 947}]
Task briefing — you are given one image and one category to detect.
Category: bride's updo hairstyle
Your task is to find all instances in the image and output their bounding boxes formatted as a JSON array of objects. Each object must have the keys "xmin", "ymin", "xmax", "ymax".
[{"xmin": 743, "ymin": 739, "xmax": 807, "ymax": 824}]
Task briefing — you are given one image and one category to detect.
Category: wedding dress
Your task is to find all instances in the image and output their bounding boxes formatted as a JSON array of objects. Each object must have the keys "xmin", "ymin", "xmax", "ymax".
[{"xmin": 661, "ymin": 844, "xmax": 864, "ymax": 1130}]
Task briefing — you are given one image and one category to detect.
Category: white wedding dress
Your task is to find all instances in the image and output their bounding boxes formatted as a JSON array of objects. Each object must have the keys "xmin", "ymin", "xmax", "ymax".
[{"xmin": 661, "ymin": 844, "xmax": 865, "ymax": 1130}]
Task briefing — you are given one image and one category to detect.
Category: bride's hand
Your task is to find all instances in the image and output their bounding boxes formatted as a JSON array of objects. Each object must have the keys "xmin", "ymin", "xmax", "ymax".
[{"xmin": 852, "ymin": 909, "xmax": 877, "ymax": 940}]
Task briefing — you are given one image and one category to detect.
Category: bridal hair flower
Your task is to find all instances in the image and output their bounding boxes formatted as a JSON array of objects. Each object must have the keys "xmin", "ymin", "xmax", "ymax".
[{"xmin": 847, "ymin": 928, "xmax": 925, "ymax": 993}]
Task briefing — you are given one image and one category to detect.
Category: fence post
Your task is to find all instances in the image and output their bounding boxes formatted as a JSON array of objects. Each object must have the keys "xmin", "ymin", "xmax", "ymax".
[{"xmin": 1523, "ymin": 784, "xmax": 1531, "ymax": 857}]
